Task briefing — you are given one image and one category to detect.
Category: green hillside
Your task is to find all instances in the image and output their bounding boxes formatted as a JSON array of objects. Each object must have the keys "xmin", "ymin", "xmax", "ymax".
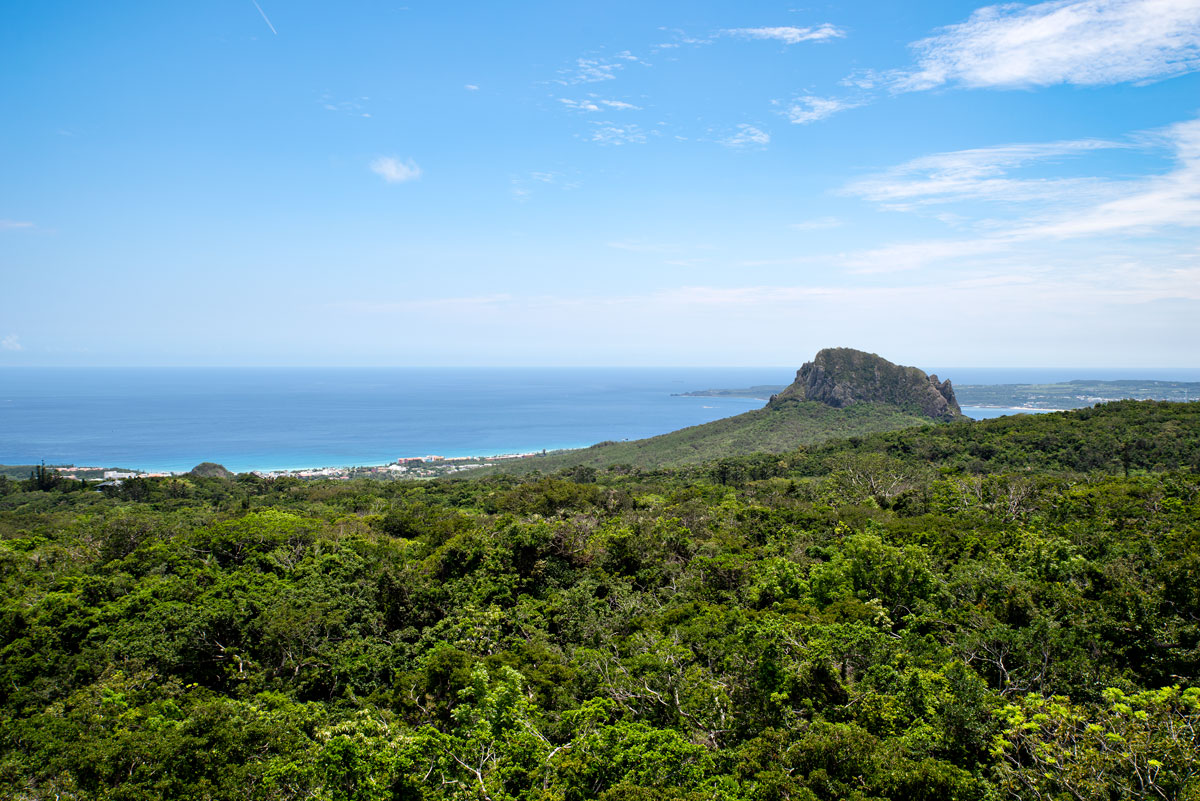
[
  {"xmin": 494, "ymin": 399, "xmax": 932, "ymax": 473},
  {"xmin": 492, "ymin": 348, "xmax": 964, "ymax": 474}
]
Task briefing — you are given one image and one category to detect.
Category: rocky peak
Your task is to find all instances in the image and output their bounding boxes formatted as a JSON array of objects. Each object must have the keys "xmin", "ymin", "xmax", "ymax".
[{"xmin": 768, "ymin": 347, "xmax": 964, "ymax": 422}]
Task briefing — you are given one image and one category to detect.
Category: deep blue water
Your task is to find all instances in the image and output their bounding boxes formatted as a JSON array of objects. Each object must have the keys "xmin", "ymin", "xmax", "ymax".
[{"xmin": 3, "ymin": 367, "xmax": 1197, "ymax": 472}]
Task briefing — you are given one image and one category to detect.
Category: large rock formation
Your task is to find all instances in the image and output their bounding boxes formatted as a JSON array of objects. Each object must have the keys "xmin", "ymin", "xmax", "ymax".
[{"xmin": 768, "ymin": 348, "xmax": 964, "ymax": 422}]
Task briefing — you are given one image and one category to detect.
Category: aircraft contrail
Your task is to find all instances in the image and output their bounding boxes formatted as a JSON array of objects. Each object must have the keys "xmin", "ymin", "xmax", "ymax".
[{"xmin": 251, "ymin": 0, "xmax": 278, "ymax": 35}]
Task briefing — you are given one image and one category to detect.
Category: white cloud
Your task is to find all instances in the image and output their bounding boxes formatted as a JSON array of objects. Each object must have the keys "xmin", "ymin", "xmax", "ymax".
[
  {"xmin": 321, "ymin": 94, "xmax": 370, "ymax": 116},
  {"xmin": 464, "ymin": 84, "xmax": 479, "ymax": 91},
  {"xmin": 790, "ymin": 217, "xmax": 843, "ymax": 230},
  {"xmin": 725, "ymin": 25, "xmax": 846, "ymax": 44},
  {"xmin": 1014, "ymin": 117, "xmax": 1200, "ymax": 238},
  {"xmin": 510, "ymin": 171, "xmax": 573, "ymax": 201},
  {"xmin": 895, "ymin": 0, "xmax": 1200, "ymax": 91},
  {"xmin": 655, "ymin": 28, "xmax": 714, "ymax": 47},
  {"xmin": 590, "ymin": 124, "xmax": 648, "ymax": 145},
  {"xmin": 722, "ymin": 124, "xmax": 771, "ymax": 147},
  {"xmin": 559, "ymin": 97, "xmax": 642, "ymax": 112},
  {"xmin": 554, "ymin": 53, "xmax": 643, "ymax": 84},
  {"xmin": 843, "ymin": 138, "xmax": 1124, "ymax": 209},
  {"xmin": 560, "ymin": 98, "xmax": 602, "ymax": 112},
  {"xmin": 839, "ymin": 116, "xmax": 1200, "ymax": 272},
  {"xmin": 370, "ymin": 157, "xmax": 422, "ymax": 183},
  {"xmin": 325, "ymin": 258, "xmax": 1200, "ymax": 365},
  {"xmin": 0, "ymin": 220, "xmax": 34, "ymax": 230},
  {"xmin": 782, "ymin": 96, "xmax": 859, "ymax": 124},
  {"xmin": 1, "ymin": 334, "xmax": 22, "ymax": 351}
]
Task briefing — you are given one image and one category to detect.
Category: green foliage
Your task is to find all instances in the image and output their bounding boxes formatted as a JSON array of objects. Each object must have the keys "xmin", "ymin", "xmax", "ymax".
[
  {"xmin": 492, "ymin": 401, "xmax": 932, "ymax": 473},
  {"xmin": 1, "ymin": 400, "xmax": 1198, "ymax": 799}
]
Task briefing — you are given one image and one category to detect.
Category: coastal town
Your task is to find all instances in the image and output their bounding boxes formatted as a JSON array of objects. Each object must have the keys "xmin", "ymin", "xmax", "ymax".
[{"xmin": 25, "ymin": 450, "xmax": 552, "ymax": 483}]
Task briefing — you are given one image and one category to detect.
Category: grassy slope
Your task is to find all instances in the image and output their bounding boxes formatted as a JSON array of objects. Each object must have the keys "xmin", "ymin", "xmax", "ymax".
[{"xmin": 492, "ymin": 399, "xmax": 932, "ymax": 473}]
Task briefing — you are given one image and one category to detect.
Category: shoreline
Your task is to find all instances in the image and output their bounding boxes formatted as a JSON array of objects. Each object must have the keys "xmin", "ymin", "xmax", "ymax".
[
  {"xmin": 4, "ymin": 447, "xmax": 580, "ymax": 482},
  {"xmin": 960, "ymin": 404, "xmax": 1071, "ymax": 411},
  {"xmin": 7, "ymin": 408, "xmax": 1077, "ymax": 479}
]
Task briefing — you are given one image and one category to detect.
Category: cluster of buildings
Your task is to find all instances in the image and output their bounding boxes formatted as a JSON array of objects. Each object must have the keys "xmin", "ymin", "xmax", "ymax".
[
  {"xmin": 42, "ymin": 467, "xmax": 180, "ymax": 481},
  {"xmin": 45, "ymin": 449, "xmax": 551, "ymax": 485}
]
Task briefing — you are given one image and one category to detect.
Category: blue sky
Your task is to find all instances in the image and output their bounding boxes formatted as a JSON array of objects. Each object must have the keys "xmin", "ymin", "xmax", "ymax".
[{"xmin": 2, "ymin": 0, "xmax": 1199, "ymax": 367}]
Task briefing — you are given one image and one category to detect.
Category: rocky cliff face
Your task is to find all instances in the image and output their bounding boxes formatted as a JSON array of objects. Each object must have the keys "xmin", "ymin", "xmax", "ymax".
[{"xmin": 768, "ymin": 348, "xmax": 964, "ymax": 422}]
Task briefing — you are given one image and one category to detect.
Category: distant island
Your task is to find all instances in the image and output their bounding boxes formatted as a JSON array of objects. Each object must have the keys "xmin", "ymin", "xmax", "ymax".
[
  {"xmin": 673, "ymin": 384, "xmax": 786, "ymax": 399},
  {"xmin": 680, "ymin": 378, "xmax": 1200, "ymax": 409}
]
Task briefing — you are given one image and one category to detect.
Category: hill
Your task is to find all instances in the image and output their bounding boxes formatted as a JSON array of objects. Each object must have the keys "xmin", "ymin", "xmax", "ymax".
[
  {"xmin": 497, "ymin": 401, "xmax": 931, "ymax": 472},
  {"xmin": 769, "ymin": 347, "xmax": 964, "ymax": 421},
  {"xmin": 494, "ymin": 348, "xmax": 961, "ymax": 473},
  {"xmin": 188, "ymin": 461, "xmax": 234, "ymax": 479}
]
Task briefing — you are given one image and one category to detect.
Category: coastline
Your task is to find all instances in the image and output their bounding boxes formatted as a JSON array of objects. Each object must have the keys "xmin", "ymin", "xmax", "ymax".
[
  {"xmin": 5, "ymin": 407, "xmax": 1081, "ymax": 480},
  {"xmin": 4, "ymin": 447, "xmax": 581, "ymax": 483}
]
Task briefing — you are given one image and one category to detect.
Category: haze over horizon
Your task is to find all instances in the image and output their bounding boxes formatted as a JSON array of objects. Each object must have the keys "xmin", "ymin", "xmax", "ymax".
[{"xmin": 3, "ymin": 0, "xmax": 1199, "ymax": 368}]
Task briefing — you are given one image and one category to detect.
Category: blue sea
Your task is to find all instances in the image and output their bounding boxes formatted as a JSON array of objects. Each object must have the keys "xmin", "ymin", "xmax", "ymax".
[{"xmin": 3, "ymin": 367, "xmax": 1199, "ymax": 473}]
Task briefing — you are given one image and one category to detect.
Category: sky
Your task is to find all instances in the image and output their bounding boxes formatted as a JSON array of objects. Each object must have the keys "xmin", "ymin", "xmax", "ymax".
[{"xmin": 2, "ymin": 0, "xmax": 1199, "ymax": 367}]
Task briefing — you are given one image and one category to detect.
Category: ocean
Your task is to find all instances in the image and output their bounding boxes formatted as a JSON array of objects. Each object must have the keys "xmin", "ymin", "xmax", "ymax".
[{"xmin": 3, "ymin": 366, "xmax": 1199, "ymax": 473}]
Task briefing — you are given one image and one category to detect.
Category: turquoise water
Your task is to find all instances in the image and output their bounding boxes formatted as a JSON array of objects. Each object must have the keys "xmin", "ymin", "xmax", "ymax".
[
  {"xmin": 3, "ymin": 367, "xmax": 1196, "ymax": 472},
  {"xmin": 959, "ymin": 406, "xmax": 1059, "ymax": 419},
  {"xmin": 1, "ymin": 368, "xmax": 783, "ymax": 472}
]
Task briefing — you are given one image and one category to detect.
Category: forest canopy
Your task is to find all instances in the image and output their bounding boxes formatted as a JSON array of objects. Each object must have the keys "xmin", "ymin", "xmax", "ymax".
[{"xmin": 1, "ymin": 400, "xmax": 1198, "ymax": 800}]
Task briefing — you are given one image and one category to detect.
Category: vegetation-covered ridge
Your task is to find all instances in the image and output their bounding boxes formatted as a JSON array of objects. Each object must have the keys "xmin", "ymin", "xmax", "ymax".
[
  {"xmin": 1, "ymin": 400, "xmax": 1199, "ymax": 800},
  {"xmin": 489, "ymin": 400, "xmax": 932, "ymax": 474}
]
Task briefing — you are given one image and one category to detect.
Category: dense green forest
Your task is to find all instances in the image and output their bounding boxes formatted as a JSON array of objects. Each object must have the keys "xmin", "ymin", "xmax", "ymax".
[{"xmin": 2, "ymin": 400, "xmax": 1199, "ymax": 800}]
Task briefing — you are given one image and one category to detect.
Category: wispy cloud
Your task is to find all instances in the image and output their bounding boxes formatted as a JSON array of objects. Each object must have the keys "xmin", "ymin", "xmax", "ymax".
[
  {"xmin": 607, "ymin": 241, "xmax": 687, "ymax": 253},
  {"xmin": 325, "ymin": 259, "xmax": 1200, "ymax": 365},
  {"xmin": 1014, "ymin": 117, "xmax": 1200, "ymax": 239},
  {"xmin": 0, "ymin": 220, "xmax": 34, "ymax": 230},
  {"xmin": 722, "ymin": 124, "xmax": 770, "ymax": 147},
  {"xmin": 559, "ymin": 97, "xmax": 642, "ymax": 112},
  {"xmin": 893, "ymin": 0, "xmax": 1200, "ymax": 91},
  {"xmin": 589, "ymin": 124, "xmax": 649, "ymax": 145},
  {"xmin": 781, "ymin": 95, "xmax": 860, "ymax": 124},
  {"xmin": 655, "ymin": 28, "xmax": 714, "ymax": 48},
  {"xmin": 321, "ymin": 94, "xmax": 371, "ymax": 117},
  {"xmin": 724, "ymin": 24, "xmax": 846, "ymax": 45},
  {"xmin": 790, "ymin": 217, "xmax": 843, "ymax": 230},
  {"xmin": 560, "ymin": 98, "xmax": 602, "ymax": 112},
  {"xmin": 510, "ymin": 171, "xmax": 562, "ymax": 201},
  {"xmin": 338, "ymin": 294, "xmax": 514, "ymax": 314},
  {"xmin": 464, "ymin": 84, "xmax": 479, "ymax": 91},
  {"xmin": 370, "ymin": 157, "xmax": 422, "ymax": 183},
  {"xmin": 336, "ymin": 271, "xmax": 1200, "ymax": 324},
  {"xmin": 557, "ymin": 53, "xmax": 645, "ymax": 85},
  {"xmin": 840, "ymin": 115, "xmax": 1200, "ymax": 272},
  {"xmin": 843, "ymin": 138, "xmax": 1125, "ymax": 210},
  {"xmin": 1, "ymin": 334, "xmax": 22, "ymax": 351}
]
